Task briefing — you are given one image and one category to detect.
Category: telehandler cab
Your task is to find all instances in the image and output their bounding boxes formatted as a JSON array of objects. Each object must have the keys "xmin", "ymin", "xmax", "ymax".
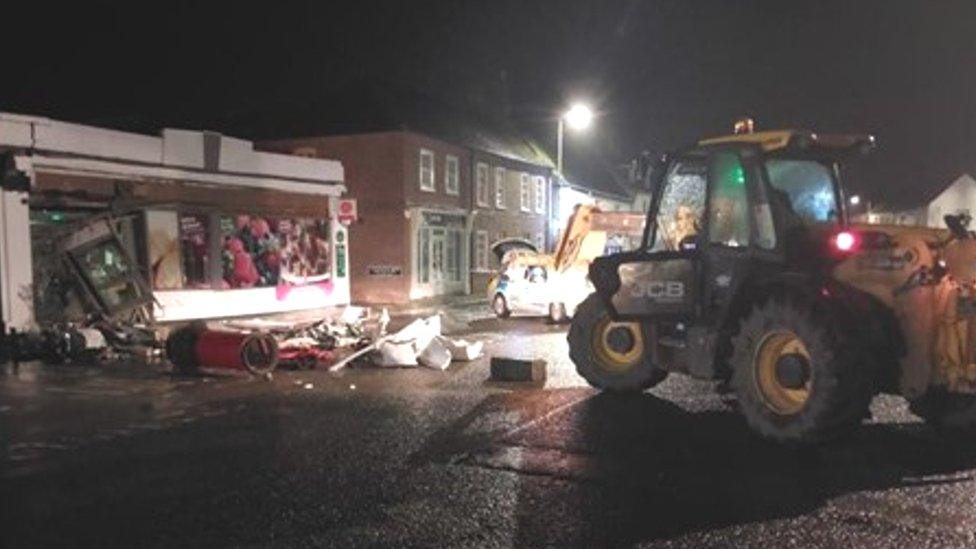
[{"xmin": 568, "ymin": 124, "xmax": 976, "ymax": 442}]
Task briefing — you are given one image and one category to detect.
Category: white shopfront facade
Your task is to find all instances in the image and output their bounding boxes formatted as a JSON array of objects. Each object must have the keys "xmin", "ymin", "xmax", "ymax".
[{"xmin": 0, "ymin": 113, "xmax": 350, "ymax": 330}]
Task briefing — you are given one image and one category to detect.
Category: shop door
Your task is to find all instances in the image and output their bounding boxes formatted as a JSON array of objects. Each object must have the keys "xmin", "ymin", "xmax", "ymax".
[{"xmin": 430, "ymin": 228, "xmax": 446, "ymax": 285}]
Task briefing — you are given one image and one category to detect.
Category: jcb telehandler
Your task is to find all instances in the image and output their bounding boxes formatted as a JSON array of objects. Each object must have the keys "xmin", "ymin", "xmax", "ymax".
[{"xmin": 568, "ymin": 123, "xmax": 976, "ymax": 442}]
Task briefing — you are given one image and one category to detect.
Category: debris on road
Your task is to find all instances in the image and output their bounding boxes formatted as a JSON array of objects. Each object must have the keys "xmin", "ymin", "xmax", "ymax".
[
  {"xmin": 0, "ymin": 216, "xmax": 164, "ymax": 368},
  {"xmin": 369, "ymin": 314, "xmax": 483, "ymax": 370},
  {"xmin": 418, "ymin": 336, "xmax": 452, "ymax": 370},
  {"xmin": 490, "ymin": 357, "xmax": 547, "ymax": 382},
  {"xmin": 373, "ymin": 339, "xmax": 419, "ymax": 367},
  {"xmin": 444, "ymin": 338, "xmax": 484, "ymax": 362}
]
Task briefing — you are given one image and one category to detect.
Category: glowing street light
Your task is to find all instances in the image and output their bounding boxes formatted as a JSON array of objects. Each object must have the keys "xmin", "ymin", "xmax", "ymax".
[
  {"xmin": 564, "ymin": 103, "xmax": 593, "ymax": 130},
  {"xmin": 557, "ymin": 102, "xmax": 594, "ymax": 174},
  {"xmin": 849, "ymin": 195, "xmax": 861, "ymax": 206}
]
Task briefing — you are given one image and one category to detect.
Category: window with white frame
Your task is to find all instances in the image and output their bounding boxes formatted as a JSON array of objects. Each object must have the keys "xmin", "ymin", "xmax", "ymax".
[
  {"xmin": 494, "ymin": 167, "xmax": 506, "ymax": 209},
  {"xmin": 419, "ymin": 149, "xmax": 435, "ymax": 192},
  {"xmin": 474, "ymin": 230, "xmax": 489, "ymax": 271},
  {"xmin": 534, "ymin": 176, "xmax": 546, "ymax": 213},
  {"xmin": 445, "ymin": 155, "xmax": 459, "ymax": 195},
  {"xmin": 475, "ymin": 163, "xmax": 489, "ymax": 207},
  {"xmin": 520, "ymin": 173, "xmax": 531, "ymax": 212}
]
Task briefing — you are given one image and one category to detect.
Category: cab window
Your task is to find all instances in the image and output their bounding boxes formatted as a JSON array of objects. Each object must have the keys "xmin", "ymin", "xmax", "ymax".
[
  {"xmin": 707, "ymin": 152, "xmax": 750, "ymax": 248},
  {"xmin": 651, "ymin": 158, "xmax": 707, "ymax": 251},
  {"xmin": 765, "ymin": 159, "xmax": 839, "ymax": 224}
]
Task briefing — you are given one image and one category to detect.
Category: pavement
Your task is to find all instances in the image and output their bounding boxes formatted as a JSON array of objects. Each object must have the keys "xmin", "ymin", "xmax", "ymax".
[{"xmin": 3, "ymin": 309, "xmax": 976, "ymax": 547}]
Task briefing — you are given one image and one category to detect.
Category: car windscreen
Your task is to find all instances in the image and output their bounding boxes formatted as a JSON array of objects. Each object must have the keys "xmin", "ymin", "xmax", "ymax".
[{"xmin": 764, "ymin": 159, "xmax": 839, "ymax": 224}]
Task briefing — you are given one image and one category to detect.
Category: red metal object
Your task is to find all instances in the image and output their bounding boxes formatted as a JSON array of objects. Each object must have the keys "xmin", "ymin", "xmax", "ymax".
[{"xmin": 193, "ymin": 330, "xmax": 279, "ymax": 375}]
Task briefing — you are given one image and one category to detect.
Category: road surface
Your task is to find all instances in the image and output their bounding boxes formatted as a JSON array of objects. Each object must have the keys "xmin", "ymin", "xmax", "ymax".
[{"xmin": 2, "ymin": 315, "xmax": 976, "ymax": 547}]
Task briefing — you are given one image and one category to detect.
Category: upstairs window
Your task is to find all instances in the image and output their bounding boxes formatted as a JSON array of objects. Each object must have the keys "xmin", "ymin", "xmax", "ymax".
[
  {"xmin": 419, "ymin": 149, "xmax": 435, "ymax": 192},
  {"xmin": 520, "ymin": 173, "xmax": 531, "ymax": 211},
  {"xmin": 494, "ymin": 167, "xmax": 507, "ymax": 209},
  {"xmin": 475, "ymin": 163, "xmax": 490, "ymax": 207},
  {"xmin": 445, "ymin": 155, "xmax": 459, "ymax": 195},
  {"xmin": 534, "ymin": 176, "xmax": 546, "ymax": 213}
]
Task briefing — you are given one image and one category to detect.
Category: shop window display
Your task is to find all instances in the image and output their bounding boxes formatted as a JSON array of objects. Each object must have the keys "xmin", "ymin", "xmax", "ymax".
[{"xmin": 217, "ymin": 214, "xmax": 331, "ymax": 289}]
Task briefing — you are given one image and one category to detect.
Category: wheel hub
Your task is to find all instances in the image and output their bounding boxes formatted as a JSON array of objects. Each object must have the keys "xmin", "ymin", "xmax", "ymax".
[
  {"xmin": 753, "ymin": 330, "xmax": 812, "ymax": 415},
  {"xmin": 606, "ymin": 326, "xmax": 636, "ymax": 354},
  {"xmin": 774, "ymin": 353, "xmax": 810, "ymax": 390},
  {"xmin": 591, "ymin": 318, "xmax": 645, "ymax": 374}
]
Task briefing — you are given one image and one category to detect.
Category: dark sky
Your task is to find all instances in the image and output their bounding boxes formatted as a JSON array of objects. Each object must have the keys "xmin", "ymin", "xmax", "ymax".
[{"xmin": 3, "ymin": 1, "xmax": 975, "ymax": 208}]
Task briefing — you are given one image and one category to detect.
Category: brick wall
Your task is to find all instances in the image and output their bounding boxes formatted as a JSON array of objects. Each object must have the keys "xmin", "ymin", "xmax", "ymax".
[
  {"xmin": 401, "ymin": 133, "xmax": 472, "ymax": 212},
  {"xmin": 262, "ymin": 132, "xmax": 411, "ymax": 303}
]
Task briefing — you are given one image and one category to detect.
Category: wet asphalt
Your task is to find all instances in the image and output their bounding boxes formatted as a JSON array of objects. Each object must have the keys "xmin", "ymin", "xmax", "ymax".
[{"xmin": 3, "ymin": 312, "xmax": 976, "ymax": 548}]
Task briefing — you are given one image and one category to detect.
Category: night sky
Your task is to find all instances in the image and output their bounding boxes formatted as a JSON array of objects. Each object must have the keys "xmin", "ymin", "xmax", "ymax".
[{"xmin": 3, "ymin": 1, "xmax": 975, "ymax": 208}]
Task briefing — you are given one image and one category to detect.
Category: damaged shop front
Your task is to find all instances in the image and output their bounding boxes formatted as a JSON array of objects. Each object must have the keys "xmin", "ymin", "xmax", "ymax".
[{"xmin": 0, "ymin": 113, "xmax": 350, "ymax": 338}]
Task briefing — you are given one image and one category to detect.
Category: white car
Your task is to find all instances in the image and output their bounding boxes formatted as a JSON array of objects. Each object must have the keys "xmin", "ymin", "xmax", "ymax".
[{"xmin": 486, "ymin": 238, "xmax": 591, "ymax": 322}]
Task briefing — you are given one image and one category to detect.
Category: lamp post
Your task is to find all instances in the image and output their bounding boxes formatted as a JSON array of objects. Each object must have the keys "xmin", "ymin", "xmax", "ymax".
[{"xmin": 557, "ymin": 103, "xmax": 593, "ymax": 175}]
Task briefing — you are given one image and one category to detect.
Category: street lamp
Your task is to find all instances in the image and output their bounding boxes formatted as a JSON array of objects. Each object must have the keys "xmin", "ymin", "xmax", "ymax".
[
  {"xmin": 557, "ymin": 102, "xmax": 593, "ymax": 175},
  {"xmin": 849, "ymin": 195, "xmax": 861, "ymax": 206}
]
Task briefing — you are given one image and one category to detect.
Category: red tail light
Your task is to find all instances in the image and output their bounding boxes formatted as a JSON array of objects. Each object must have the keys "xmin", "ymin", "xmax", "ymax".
[{"xmin": 834, "ymin": 230, "xmax": 857, "ymax": 252}]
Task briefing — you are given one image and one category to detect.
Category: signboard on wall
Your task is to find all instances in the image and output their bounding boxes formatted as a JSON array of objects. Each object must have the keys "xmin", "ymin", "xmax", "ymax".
[
  {"xmin": 421, "ymin": 212, "xmax": 466, "ymax": 228},
  {"xmin": 367, "ymin": 265, "xmax": 403, "ymax": 276},
  {"xmin": 337, "ymin": 199, "xmax": 358, "ymax": 225}
]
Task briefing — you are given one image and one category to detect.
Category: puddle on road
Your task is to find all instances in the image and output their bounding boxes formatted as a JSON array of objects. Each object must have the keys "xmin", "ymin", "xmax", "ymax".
[{"xmin": 459, "ymin": 444, "xmax": 599, "ymax": 482}]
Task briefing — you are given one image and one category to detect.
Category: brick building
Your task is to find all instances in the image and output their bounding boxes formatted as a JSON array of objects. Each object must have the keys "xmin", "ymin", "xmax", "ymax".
[
  {"xmin": 259, "ymin": 86, "xmax": 554, "ymax": 304},
  {"xmin": 266, "ymin": 131, "xmax": 472, "ymax": 303}
]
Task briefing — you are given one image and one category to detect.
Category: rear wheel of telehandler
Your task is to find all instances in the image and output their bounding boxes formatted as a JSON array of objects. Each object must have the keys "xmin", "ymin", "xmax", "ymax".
[
  {"xmin": 910, "ymin": 392, "xmax": 976, "ymax": 433},
  {"xmin": 568, "ymin": 293, "xmax": 667, "ymax": 393},
  {"xmin": 730, "ymin": 298, "xmax": 872, "ymax": 443}
]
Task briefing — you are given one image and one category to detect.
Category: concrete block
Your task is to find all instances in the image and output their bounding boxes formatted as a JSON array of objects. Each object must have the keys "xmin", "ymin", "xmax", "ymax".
[{"xmin": 490, "ymin": 357, "xmax": 547, "ymax": 382}]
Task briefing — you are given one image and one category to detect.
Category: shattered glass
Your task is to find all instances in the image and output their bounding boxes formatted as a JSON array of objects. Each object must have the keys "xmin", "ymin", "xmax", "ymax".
[{"xmin": 652, "ymin": 159, "xmax": 707, "ymax": 251}]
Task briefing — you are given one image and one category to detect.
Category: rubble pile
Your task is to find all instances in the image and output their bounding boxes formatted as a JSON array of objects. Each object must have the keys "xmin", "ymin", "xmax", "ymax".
[{"xmin": 161, "ymin": 307, "xmax": 483, "ymax": 376}]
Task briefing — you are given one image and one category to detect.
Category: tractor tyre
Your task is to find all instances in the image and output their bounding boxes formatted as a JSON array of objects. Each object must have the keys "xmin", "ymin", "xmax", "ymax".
[
  {"xmin": 730, "ymin": 297, "xmax": 872, "ymax": 443},
  {"xmin": 910, "ymin": 392, "xmax": 976, "ymax": 433},
  {"xmin": 568, "ymin": 293, "xmax": 667, "ymax": 393},
  {"xmin": 492, "ymin": 294, "xmax": 511, "ymax": 319}
]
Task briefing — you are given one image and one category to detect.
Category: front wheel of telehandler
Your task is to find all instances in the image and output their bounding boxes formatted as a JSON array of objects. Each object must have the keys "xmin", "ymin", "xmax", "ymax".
[
  {"xmin": 730, "ymin": 298, "xmax": 872, "ymax": 443},
  {"xmin": 568, "ymin": 293, "xmax": 667, "ymax": 393}
]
